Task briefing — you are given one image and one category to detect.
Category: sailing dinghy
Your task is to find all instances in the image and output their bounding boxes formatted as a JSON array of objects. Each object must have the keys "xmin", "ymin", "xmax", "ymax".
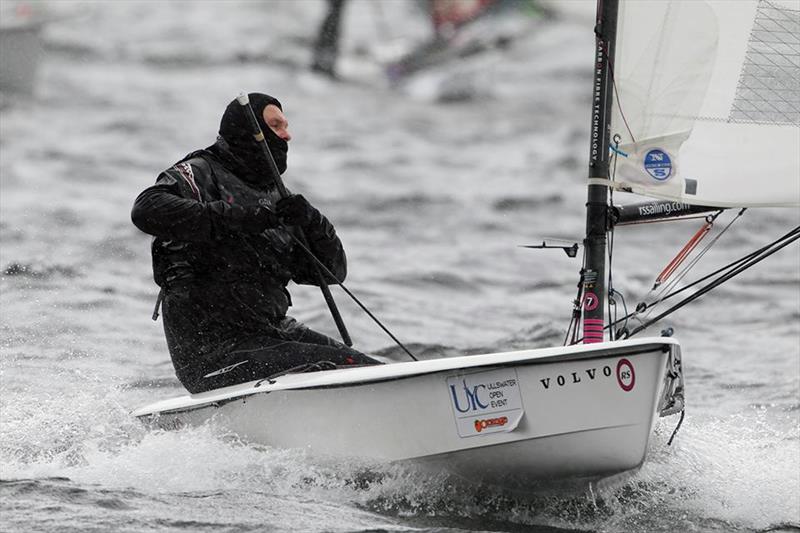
[{"xmin": 134, "ymin": 0, "xmax": 799, "ymax": 489}]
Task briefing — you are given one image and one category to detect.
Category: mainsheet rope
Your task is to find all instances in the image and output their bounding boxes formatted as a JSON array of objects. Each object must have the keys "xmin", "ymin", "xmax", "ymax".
[{"xmin": 283, "ymin": 227, "xmax": 419, "ymax": 361}]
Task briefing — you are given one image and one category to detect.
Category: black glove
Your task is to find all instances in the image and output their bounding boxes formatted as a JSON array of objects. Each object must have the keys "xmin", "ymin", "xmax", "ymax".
[
  {"xmin": 276, "ymin": 194, "xmax": 319, "ymax": 227},
  {"xmin": 223, "ymin": 203, "xmax": 280, "ymax": 234}
]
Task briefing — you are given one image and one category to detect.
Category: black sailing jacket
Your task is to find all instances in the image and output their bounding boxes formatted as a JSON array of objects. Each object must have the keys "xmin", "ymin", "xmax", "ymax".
[{"xmin": 131, "ymin": 141, "xmax": 346, "ymax": 383}]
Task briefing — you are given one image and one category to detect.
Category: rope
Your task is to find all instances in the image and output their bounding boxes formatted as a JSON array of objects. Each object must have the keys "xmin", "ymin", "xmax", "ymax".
[
  {"xmin": 605, "ymin": 136, "xmax": 625, "ymax": 341},
  {"xmin": 609, "ymin": 287, "xmax": 629, "ymax": 338},
  {"xmin": 667, "ymin": 409, "xmax": 685, "ymax": 446},
  {"xmin": 565, "ymin": 242, "xmax": 589, "ymax": 346},
  {"xmin": 658, "ymin": 223, "xmax": 797, "ymax": 305},
  {"xmin": 643, "ymin": 209, "xmax": 742, "ymax": 319},
  {"xmin": 581, "ymin": 225, "xmax": 800, "ymax": 340},
  {"xmin": 609, "ymin": 145, "xmax": 628, "ymax": 157},
  {"xmin": 604, "ymin": 41, "xmax": 637, "ymax": 145},
  {"xmin": 565, "ymin": 268, "xmax": 585, "ymax": 346},
  {"xmin": 284, "ymin": 229, "xmax": 418, "ymax": 361},
  {"xmin": 627, "ymin": 226, "xmax": 800, "ymax": 336}
]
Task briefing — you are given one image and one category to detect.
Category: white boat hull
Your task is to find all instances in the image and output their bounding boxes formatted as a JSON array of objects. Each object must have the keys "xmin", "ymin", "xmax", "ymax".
[{"xmin": 134, "ymin": 337, "xmax": 684, "ymax": 489}]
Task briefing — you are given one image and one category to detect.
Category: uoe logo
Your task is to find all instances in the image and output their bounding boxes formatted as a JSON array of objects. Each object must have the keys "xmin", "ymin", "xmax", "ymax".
[{"xmin": 449, "ymin": 380, "xmax": 489, "ymax": 413}]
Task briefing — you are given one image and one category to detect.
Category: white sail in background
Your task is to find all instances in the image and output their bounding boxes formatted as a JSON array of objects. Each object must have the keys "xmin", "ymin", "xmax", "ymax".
[{"xmin": 610, "ymin": 0, "xmax": 800, "ymax": 208}]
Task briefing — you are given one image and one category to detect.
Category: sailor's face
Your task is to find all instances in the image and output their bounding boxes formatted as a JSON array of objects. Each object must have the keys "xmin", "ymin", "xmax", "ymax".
[{"xmin": 263, "ymin": 104, "xmax": 292, "ymax": 142}]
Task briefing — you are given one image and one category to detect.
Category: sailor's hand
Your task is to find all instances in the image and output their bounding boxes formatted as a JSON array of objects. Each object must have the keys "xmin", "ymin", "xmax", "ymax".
[
  {"xmin": 276, "ymin": 194, "xmax": 319, "ymax": 227},
  {"xmin": 250, "ymin": 204, "xmax": 281, "ymax": 232},
  {"xmin": 224, "ymin": 204, "xmax": 280, "ymax": 234}
]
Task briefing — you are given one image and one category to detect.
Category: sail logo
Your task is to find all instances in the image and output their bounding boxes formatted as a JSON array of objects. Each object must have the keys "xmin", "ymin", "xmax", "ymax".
[{"xmin": 644, "ymin": 149, "xmax": 672, "ymax": 181}]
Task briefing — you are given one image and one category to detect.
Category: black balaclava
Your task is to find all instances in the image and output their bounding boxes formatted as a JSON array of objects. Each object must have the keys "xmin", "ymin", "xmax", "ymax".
[{"xmin": 215, "ymin": 93, "xmax": 288, "ymax": 184}]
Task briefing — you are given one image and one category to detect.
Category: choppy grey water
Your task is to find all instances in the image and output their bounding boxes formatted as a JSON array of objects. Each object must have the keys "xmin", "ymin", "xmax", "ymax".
[{"xmin": 1, "ymin": 2, "xmax": 798, "ymax": 532}]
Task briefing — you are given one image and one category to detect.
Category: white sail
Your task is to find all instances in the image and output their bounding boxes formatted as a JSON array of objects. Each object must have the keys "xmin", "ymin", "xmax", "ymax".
[{"xmin": 610, "ymin": 0, "xmax": 800, "ymax": 208}]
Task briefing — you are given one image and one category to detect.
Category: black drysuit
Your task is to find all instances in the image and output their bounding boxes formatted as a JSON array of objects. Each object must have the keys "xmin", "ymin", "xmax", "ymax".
[{"xmin": 131, "ymin": 140, "xmax": 378, "ymax": 393}]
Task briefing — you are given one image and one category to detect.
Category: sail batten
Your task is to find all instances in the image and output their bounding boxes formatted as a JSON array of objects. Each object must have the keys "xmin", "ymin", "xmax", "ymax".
[{"xmin": 610, "ymin": 0, "xmax": 800, "ymax": 208}]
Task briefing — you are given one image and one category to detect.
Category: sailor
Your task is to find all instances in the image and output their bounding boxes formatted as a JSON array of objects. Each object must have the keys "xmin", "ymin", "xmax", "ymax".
[{"xmin": 131, "ymin": 93, "xmax": 381, "ymax": 393}]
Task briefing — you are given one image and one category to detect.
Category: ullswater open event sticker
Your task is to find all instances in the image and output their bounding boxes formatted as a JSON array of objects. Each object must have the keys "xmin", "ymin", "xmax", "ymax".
[{"xmin": 446, "ymin": 368, "xmax": 524, "ymax": 438}]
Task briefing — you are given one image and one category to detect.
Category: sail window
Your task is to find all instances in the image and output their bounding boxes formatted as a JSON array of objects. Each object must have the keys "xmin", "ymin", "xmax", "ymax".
[{"xmin": 730, "ymin": 1, "xmax": 800, "ymax": 125}]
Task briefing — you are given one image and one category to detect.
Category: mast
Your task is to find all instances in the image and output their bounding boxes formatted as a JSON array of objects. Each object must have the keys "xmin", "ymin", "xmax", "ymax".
[{"xmin": 582, "ymin": 0, "xmax": 619, "ymax": 344}]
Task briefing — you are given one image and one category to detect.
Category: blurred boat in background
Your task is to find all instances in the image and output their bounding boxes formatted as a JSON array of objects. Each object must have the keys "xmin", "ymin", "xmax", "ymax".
[
  {"xmin": 0, "ymin": 1, "xmax": 49, "ymax": 95},
  {"xmin": 384, "ymin": 0, "xmax": 545, "ymax": 83}
]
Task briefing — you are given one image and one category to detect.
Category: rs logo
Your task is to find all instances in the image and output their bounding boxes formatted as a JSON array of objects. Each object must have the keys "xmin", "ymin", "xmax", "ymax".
[{"xmin": 449, "ymin": 380, "xmax": 489, "ymax": 413}]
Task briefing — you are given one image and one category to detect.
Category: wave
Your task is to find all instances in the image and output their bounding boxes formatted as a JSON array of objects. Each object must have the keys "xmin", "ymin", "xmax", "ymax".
[
  {"xmin": 2, "ymin": 261, "xmax": 79, "ymax": 279},
  {"xmin": 124, "ymin": 377, "xmax": 182, "ymax": 390},
  {"xmin": 364, "ymin": 194, "xmax": 457, "ymax": 212},
  {"xmin": 494, "ymin": 322, "xmax": 565, "ymax": 350},
  {"xmin": 493, "ymin": 194, "xmax": 565, "ymax": 212},
  {"xmin": 2, "ymin": 356, "xmax": 797, "ymax": 533}
]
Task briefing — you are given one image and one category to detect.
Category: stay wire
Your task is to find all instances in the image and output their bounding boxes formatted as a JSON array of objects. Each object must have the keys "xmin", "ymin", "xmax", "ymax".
[
  {"xmin": 621, "ymin": 226, "xmax": 800, "ymax": 332},
  {"xmin": 644, "ymin": 208, "xmax": 733, "ymax": 315},
  {"xmin": 612, "ymin": 287, "xmax": 629, "ymax": 337},
  {"xmin": 626, "ymin": 226, "xmax": 800, "ymax": 337},
  {"xmin": 566, "ymin": 273, "xmax": 583, "ymax": 345},
  {"xmin": 565, "ymin": 246, "xmax": 589, "ymax": 346},
  {"xmin": 607, "ymin": 135, "xmax": 621, "ymax": 341},
  {"xmin": 577, "ymin": 225, "xmax": 800, "ymax": 341},
  {"xmin": 649, "ymin": 225, "xmax": 800, "ymax": 307},
  {"xmin": 284, "ymin": 227, "xmax": 418, "ymax": 361},
  {"xmin": 641, "ymin": 213, "xmax": 781, "ymax": 321},
  {"xmin": 603, "ymin": 40, "xmax": 636, "ymax": 145}
]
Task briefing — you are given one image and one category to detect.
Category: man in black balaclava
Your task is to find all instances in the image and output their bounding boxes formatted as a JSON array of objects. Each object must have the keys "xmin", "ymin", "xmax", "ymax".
[
  {"xmin": 131, "ymin": 92, "xmax": 382, "ymax": 394},
  {"xmin": 213, "ymin": 93, "xmax": 289, "ymax": 180}
]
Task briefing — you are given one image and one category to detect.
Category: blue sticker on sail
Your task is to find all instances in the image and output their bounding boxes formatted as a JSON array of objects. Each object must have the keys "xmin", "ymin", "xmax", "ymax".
[{"xmin": 643, "ymin": 149, "xmax": 672, "ymax": 181}]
